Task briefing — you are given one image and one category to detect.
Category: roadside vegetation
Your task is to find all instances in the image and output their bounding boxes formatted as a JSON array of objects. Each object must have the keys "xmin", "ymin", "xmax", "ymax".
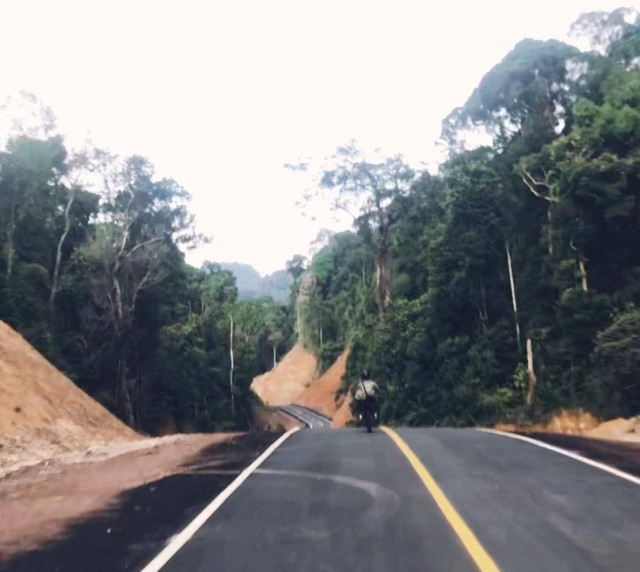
[
  {"xmin": 3, "ymin": 8, "xmax": 640, "ymax": 432},
  {"xmin": 297, "ymin": 8, "xmax": 640, "ymax": 427},
  {"xmin": 0, "ymin": 130, "xmax": 293, "ymax": 433}
]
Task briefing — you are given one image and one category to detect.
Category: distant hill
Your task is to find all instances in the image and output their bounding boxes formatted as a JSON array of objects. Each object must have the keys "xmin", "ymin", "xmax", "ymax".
[{"xmin": 220, "ymin": 262, "xmax": 292, "ymax": 304}]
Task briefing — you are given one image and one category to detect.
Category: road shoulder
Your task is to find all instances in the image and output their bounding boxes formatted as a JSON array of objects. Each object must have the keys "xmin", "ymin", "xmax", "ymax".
[
  {"xmin": 1, "ymin": 432, "xmax": 280, "ymax": 572},
  {"xmin": 514, "ymin": 431, "xmax": 640, "ymax": 479}
]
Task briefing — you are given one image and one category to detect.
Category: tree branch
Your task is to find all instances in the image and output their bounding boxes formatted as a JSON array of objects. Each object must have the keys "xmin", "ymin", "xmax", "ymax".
[
  {"xmin": 117, "ymin": 193, "xmax": 138, "ymax": 260},
  {"xmin": 50, "ymin": 187, "xmax": 76, "ymax": 307},
  {"xmin": 115, "ymin": 235, "xmax": 167, "ymax": 273},
  {"xmin": 333, "ymin": 202, "xmax": 358, "ymax": 221},
  {"xmin": 520, "ymin": 168, "xmax": 559, "ymax": 203}
]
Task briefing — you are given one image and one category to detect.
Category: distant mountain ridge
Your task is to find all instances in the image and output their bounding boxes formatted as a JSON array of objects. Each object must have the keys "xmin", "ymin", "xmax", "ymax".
[{"xmin": 220, "ymin": 262, "xmax": 292, "ymax": 304}]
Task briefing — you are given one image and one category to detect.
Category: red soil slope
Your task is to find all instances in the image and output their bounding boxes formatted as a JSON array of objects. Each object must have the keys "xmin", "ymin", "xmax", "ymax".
[
  {"xmin": 250, "ymin": 343, "xmax": 318, "ymax": 405},
  {"xmin": 251, "ymin": 344, "xmax": 354, "ymax": 428},
  {"xmin": 331, "ymin": 393, "xmax": 354, "ymax": 428},
  {"xmin": 0, "ymin": 321, "xmax": 138, "ymax": 473},
  {"xmin": 496, "ymin": 408, "xmax": 640, "ymax": 443},
  {"xmin": 296, "ymin": 350, "xmax": 352, "ymax": 425}
]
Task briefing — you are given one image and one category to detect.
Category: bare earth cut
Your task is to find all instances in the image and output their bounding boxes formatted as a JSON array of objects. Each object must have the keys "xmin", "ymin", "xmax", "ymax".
[
  {"xmin": 0, "ymin": 321, "xmax": 245, "ymax": 561},
  {"xmin": 251, "ymin": 344, "xmax": 354, "ymax": 427},
  {"xmin": 296, "ymin": 350, "xmax": 350, "ymax": 417},
  {"xmin": 0, "ymin": 321, "xmax": 139, "ymax": 476},
  {"xmin": 496, "ymin": 408, "xmax": 640, "ymax": 443},
  {"xmin": 250, "ymin": 343, "xmax": 318, "ymax": 405}
]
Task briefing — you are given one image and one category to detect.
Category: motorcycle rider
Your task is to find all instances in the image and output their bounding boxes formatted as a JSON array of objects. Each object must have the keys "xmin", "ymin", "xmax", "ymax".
[{"xmin": 354, "ymin": 370, "xmax": 380, "ymax": 426}]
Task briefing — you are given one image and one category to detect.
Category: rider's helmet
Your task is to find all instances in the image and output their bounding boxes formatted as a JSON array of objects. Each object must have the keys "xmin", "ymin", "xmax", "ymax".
[{"xmin": 360, "ymin": 369, "xmax": 370, "ymax": 381}]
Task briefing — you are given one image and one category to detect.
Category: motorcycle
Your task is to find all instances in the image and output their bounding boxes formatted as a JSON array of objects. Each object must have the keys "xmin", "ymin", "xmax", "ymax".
[{"xmin": 358, "ymin": 396, "xmax": 379, "ymax": 433}]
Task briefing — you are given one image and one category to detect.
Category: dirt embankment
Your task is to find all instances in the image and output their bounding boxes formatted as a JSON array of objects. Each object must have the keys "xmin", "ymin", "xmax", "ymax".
[
  {"xmin": 297, "ymin": 349, "xmax": 354, "ymax": 428},
  {"xmin": 0, "ymin": 321, "xmax": 140, "ymax": 476},
  {"xmin": 251, "ymin": 344, "xmax": 354, "ymax": 428},
  {"xmin": 331, "ymin": 394, "xmax": 354, "ymax": 428},
  {"xmin": 251, "ymin": 343, "xmax": 318, "ymax": 405},
  {"xmin": 296, "ymin": 350, "xmax": 350, "ymax": 416},
  {"xmin": 586, "ymin": 417, "xmax": 640, "ymax": 441},
  {"xmin": 496, "ymin": 409, "xmax": 640, "ymax": 444},
  {"xmin": 0, "ymin": 322, "xmax": 280, "ymax": 561}
]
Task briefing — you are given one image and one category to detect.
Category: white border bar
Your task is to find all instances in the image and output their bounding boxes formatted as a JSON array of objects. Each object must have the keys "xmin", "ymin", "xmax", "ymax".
[
  {"xmin": 477, "ymin": 428, "xmax": 640, "ymax": 486},
  {"xmin": 140, "ymin": 427, "xmax": 300, "ymax": 572}
]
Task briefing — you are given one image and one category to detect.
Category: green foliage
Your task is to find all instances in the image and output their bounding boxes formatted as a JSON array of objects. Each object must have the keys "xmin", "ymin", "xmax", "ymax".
[
  {"xmin": 7, "ymin": 8, "xmax": 640, "ymax": 432},
  {"xmin": 299, "ymin": 231, "xmax": 374, "ymax": 370},
  {"xmin": 571, "ymin": 8, "xmax": 640, "ymax": 67},
  {"xmin": 300, "ymin": 9, "xmax": 640, "ymax": 426},
  {"xmin": 0, "ymin": 133, "xmax": 294, "ymax": 433},
  {"xmin": 443, "ymin": 39, "xmax": 580, "ymax": 153},
  {"xmin": 590, "ymin": 306, "xmax": 640, "ymax": 416}
]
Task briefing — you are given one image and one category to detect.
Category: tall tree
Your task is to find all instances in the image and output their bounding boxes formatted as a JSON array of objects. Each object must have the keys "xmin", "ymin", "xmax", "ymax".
[
  {"xmin": 320, "ymin": 142, "xmax": 415, "ymax": 318},
  {"xmin": 0, "ymin": 136, "xmax": 67, "ymax": 280},
  {"xmin": 79, "ymin": 156, "xmax": 198, "ymax": 426}
]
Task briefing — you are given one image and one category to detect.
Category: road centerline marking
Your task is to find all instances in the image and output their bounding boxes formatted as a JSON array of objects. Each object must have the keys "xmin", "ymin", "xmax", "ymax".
[
  {"xmin": 381, "ymin": 426, "xmax": 501, "ymax": 572},
  {"xmin": 140, "ymin": 427, "xmax": 300, "ymax": 572}
]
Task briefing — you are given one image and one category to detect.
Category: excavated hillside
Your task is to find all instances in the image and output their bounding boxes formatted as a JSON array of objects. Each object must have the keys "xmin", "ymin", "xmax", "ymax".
[
  {"xmin": 0, "ymin": 321, "xmax": 138, "ymax": 473},
  {"xmin": 251, "ymin": 344, "xmax": 354, "ymax": 427},
  {"xmin": 296, "ymin": 349, "xmax": 352, "ymax": 426},
  {"xmin": 331, "ymin": 394, "xmax": 354, "ymax": 429},
  {"xmin": 0, "ymin": 321, "xmax": 253, "ymax": 559},
  {"xmin": 496, "ymin": 409, "xmax": 640, "ymax": 443},
  {"xmin": 251, "ymin": 343, "xmax": 318, "ymax": 405}
]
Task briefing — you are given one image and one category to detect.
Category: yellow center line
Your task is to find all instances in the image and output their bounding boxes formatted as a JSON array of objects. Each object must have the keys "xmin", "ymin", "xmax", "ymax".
[{"xmin": 381, "ymin": 426, "xmax": 501, "ymax": 572}]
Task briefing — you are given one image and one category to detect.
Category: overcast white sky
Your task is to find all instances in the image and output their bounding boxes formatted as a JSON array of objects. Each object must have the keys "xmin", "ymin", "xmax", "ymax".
[{"xmin": 1, "ymin": 0, "xmax": 637, "ymax": 274}]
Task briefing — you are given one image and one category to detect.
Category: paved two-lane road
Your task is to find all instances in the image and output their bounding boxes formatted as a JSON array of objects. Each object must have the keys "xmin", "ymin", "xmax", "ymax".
[
  {"xmin": 278, "ymin": 405, "xmax": 332, "ymax": 429},
  {"xmin": 146, "ymin": 428, "xmax": 640, "ymax": 572}
]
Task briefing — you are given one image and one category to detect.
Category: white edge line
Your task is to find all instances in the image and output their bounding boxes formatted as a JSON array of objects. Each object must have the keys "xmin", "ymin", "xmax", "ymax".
[
  {"xmin": 477, "ymin": 428, "xmax": 640, "ymax": 486},
  {"xmin": 140, "ymin": 427, "xmax": 300, "ymax": 572}
]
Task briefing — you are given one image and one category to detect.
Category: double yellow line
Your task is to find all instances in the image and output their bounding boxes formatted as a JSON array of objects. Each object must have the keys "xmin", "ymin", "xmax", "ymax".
[{"xmin": 381, "ymin": 427, "xmax": 500, "ymax": 572}]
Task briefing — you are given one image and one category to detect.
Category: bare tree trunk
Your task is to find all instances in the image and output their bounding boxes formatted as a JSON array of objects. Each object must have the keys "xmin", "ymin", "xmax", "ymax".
[
  {"xmin": 375, "ymin": 225, "xmax": 392, "ymax": 318},
  {"xmin": 5, "ymin": 209, "xmax": 16, "ymax": 279},
  {"xmin": 526, "ymin": 338, "xmax": 537, "ymax": 406},
  {"xmin": 229, "ymin": 314, "xmax": 235, "ymax": 416},
  {"xmin": 112, "ymin": 275, "xmax": 124, "ymax": 323},
  {"xmin": 547, "ymin": 207, "xmax": 553, "ymax": 256},
  {"xmin": 50, "ymin": 189, "xmax": 75, "ymax": 308},
  {"xmin": 375, "ymin": 258, "xmax": 383, "ymax": 317},
  {"xmin": 578, "ymin": 259, "xmax": 588, "ymax": 292},
  {"xmin": 136, "ymin": 374, "xmax": 141, "ymax": 429},
  {"xmin": 506, "ymin": 242, "xmax": 522, "ymax": 352},
  {"xmin": 272, "ymin": 345, "xmax": 277, "ymax": 370},
  {"xmin": 117, "ymin": 358, "xmax": 135, "ymax": 427},
  {"xmin": 6, "ymin": 231, "xmax": 14, "ymax": 279}
]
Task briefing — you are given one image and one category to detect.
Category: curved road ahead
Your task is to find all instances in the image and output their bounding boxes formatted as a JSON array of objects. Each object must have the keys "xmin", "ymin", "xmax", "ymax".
[
  {"xmin": 142, "ymin": 427, "xmax": 640, "ymax": 572},
  {"xmin": 278, "ymin": 405, "xmax": 332, "ymax": 429}
]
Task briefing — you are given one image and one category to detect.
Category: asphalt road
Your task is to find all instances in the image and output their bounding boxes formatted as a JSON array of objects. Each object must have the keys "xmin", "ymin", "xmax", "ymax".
[
  {"xmin": 4, "ymin": 428, "xmax": 640, "ymax": 572},
  {"xmin": 145, "ymin": 428, "xmax": 640, "ymax": 572},
  {"xmin": 278, "ymin": 404, "xmax": 332, "ymax": 429}
]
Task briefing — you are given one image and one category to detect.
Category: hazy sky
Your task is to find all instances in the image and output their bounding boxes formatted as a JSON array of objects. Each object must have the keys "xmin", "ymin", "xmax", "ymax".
[{"xmin": 1, "ymin": 0, "xmax": 637, "ymax": 274}]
